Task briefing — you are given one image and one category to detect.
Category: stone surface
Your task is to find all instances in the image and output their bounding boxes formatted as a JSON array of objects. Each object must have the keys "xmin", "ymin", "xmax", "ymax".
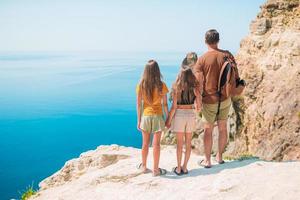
[{"xmin": 30, "ymin": 145, "xmax": 300, "ymax": 200}]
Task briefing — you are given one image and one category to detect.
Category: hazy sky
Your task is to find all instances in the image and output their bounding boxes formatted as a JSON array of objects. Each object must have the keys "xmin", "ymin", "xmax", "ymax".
[{"xmin": 0, "ymin": 0, "xmax": 265, "ymax": 52}]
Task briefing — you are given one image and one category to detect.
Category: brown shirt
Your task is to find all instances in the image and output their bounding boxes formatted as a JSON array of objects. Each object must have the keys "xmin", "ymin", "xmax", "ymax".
[{"xmin": 194, "ymin": 49, "xmax": 233, "ymax": 104}]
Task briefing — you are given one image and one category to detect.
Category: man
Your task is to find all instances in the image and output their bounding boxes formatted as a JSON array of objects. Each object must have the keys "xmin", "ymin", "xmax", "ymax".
[{"xmin": 194, "ymin": 29, "xmax": 234, "ymax": 168}]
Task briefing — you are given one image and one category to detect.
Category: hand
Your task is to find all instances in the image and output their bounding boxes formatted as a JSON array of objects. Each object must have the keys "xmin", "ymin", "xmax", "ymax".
[
  {"xmin": 194, "ymin": 102, "xmax": 202, "ymax": 113},
  {"xmin": 137, "ymin": 122, "xmax": 141, "ymax": 131},
  {"xmin": 165, "ymin": 121, "xmax": 171, "ymax": 129},
  {"xmin": 196, "ymin": 106, "xmax": 202, "ymax": 113}
]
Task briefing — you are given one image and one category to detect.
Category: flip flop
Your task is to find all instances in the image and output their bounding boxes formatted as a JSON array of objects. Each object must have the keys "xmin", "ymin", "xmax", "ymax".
[
  {"xmin": 182, "ymin": 169, "xmax": 189, "ymax": 175},
  {"xmin": 218, "ymin": 160, "xmax": 225, "ymax": 164},
  {"xmin": 136, "ymin": 163, "xmax": 151, "ymax": 173},
  {"xmin": 214, "ymin": 157, "xmax": 226, "ymax": 164},
  {"xmin": 136, "ymin": 163, "xmax": 142, "ymax": 169},
  {"xmin": 172, "ymin": 167, "xmax": 183, "ymax": 176},
  {"xmin": 198, "ymin": 159, "xmax": 212, "ymax": 169},
  {"xmin": 153, "ymin": 168, "xmax": 167, "ymax": 177}
]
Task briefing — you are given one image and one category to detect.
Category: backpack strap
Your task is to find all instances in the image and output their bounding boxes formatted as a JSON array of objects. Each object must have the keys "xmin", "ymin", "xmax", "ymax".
[{"xmin": 216, "ymin": 61, "xmax": 231, "ymax": 119}]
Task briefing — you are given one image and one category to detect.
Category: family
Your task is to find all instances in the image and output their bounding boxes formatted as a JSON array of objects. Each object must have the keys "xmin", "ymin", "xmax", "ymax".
[{"xmin": 136, "ymin": 29, "xmax": 245, "ymax": 176}]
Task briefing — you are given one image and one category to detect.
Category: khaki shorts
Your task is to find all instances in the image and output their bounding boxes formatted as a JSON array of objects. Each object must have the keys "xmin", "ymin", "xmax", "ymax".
[
  {"xmin": 202, "ymin": 98, "xmax": 231, "ymax": 124},
  {"xmin": 140, "ymin": 115, "xmax": 165, "ymax": 133},
  {"xmin": 171, "ymin": 109, "xmax": 196, "ymax": 133}
]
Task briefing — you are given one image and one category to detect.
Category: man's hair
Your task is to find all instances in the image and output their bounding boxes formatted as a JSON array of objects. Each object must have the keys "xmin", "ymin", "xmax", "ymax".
[{"xmin": 205, "ymin": 29, "xmax": 220, "ymax": 45}]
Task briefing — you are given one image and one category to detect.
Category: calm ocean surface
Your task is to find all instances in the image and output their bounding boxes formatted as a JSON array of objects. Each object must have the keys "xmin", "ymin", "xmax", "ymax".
[{"xmin": 0, "ymin": 51, "xmax": 185, "ymax": 199}]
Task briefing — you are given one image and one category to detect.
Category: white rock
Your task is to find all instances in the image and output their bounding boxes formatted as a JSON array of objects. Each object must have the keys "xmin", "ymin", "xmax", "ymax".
[{"xmin": 30, "ymin": 145, "xmax": 300, "ymax": 200}]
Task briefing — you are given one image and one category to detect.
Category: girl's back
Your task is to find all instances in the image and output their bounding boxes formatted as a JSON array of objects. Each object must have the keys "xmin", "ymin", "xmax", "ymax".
[
  {"xmin": 136, "ymin": 59, "xmax": 169, "ymax": 176},
  {"xmin": 136, "ymin": 82, "xmax": 168, "ymax": 115},
  {"xmin": 176, "ymin": 88, "xmax": 196, "ymax": 105}
]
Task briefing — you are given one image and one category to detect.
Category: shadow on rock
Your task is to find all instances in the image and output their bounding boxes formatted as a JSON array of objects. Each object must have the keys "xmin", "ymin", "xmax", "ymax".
[{"xmin": 163, "ymin": 158, "xmax": 259, "ymax": 179}]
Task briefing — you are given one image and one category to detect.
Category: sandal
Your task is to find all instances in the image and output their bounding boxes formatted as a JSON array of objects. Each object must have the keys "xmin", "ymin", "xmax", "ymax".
[
  {"xmin": 182, "ymin": 168, "xmax": 189, "ymax": 175},
  {"xmin": 136, "ymin": 163, "xmax": 150, "ymax": 173},
  {"xmin": 153, "ymin": 168, "xmax": 167, "ymax": 177},
  {"xmin": 172, "ymin": 167, "xmax": 183, "ymax": 176},
  {"xmin": 215, "ymin": 153, "xmax": 225, "ymax": 164},
  {"xmin": 218, "ymin": 160, "xmax": 225, "ymax": 164},
  {"xmin": 198, "ymin": 159, "xmax": 212, "ymax": 169}
]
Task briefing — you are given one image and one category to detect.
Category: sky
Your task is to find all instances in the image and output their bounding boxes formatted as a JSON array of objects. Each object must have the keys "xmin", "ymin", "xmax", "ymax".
[{"xmin": 0, "ymin": 0, "xmax": 265, "ymax": 53}]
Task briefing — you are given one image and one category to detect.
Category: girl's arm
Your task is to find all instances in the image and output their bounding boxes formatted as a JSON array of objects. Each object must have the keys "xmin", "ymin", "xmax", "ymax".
[
  {"xmin": 162, "ymin": 94, "xmax": 168, "ymax": 120},
  {"xmin": 165, "ymin": 90, "xmax": 177, "ymax": 128},
  {"xmin": 136, "ymin": 88, "xmax": 142, "ymax": 131},
  {"xmin": 194, "ymin": 88, "xmax": 202, "ymax": 112}
]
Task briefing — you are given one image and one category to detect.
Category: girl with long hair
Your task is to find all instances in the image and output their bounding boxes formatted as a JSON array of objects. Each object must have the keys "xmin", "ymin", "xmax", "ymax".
[
  {"xmin": 166, "ymin": 53, "xmax": 202, "ymax": 175},
  {"xmin": 136, "ymin": 60, "xmax": 169, "ymax": 176}
]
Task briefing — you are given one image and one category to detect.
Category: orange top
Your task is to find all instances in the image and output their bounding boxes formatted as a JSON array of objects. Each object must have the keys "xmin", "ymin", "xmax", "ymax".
[{"xmin": 136, "ymin": 82, "xmax": 169, "ymax": 116}]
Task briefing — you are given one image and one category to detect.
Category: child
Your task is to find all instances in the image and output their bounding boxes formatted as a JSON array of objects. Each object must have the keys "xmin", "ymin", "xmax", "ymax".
[
  {"xmin": 136, "ymin": 60, "xmax": 168, "ymax": 176},
  {"xmin": 166, "ymin": 54, "xmax": 201, "ymax": 175}
]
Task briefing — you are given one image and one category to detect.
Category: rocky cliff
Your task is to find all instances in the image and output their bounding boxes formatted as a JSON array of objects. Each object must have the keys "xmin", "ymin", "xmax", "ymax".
[
  {"xmin": 228, "ymin": 0, "xmax": 300, "ymax": 161},
  {"xmin": 30, "ymin": 145, "xmax": 300, "ymax": 200},
  {"xmin": 163, "ymin": 0, "xmax": 300, "ymax": 161}
]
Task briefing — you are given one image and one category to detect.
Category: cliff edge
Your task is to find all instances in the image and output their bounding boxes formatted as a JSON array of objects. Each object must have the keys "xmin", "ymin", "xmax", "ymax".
[{"xmin": 30, "ymin": 145, "xmax": 300, "ymax": 200}]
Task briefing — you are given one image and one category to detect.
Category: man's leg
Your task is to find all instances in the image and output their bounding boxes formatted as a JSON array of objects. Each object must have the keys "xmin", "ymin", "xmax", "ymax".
[
  {"xmin": 203, "ymin": 122, "xmax": 214, "ymax": 167},
  {"xmin": 216, "ymin": 119, "xmax": 228, "ymax": 163}
]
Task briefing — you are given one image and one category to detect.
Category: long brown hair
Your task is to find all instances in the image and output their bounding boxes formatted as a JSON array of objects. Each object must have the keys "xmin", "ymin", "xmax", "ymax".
[
  {"xmin": 139, "ymin": 60, "xmax": 163, "ymax": 103},
  {"xmin": 172, "ymin": 56, "xmax": 198, "ymax": 103}
]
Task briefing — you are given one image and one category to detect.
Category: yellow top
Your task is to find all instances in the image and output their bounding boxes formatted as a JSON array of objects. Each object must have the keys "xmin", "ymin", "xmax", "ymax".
[{"xmin": 136, "ymin": 82, "xmax": 169, "ymax": 116}]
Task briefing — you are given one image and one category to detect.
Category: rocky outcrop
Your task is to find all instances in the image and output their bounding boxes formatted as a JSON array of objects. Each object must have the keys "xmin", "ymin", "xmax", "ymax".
[
  {"xmin": 31, "ymin": 145, "xmax": 300, "ymax": 200},
  {"xmin": 229, "ymin": 0, "xmax": 300, "ymax": 161},
  {"xmin": 39, "ymin": 145, "xmax": 130, "ymax": 190}
]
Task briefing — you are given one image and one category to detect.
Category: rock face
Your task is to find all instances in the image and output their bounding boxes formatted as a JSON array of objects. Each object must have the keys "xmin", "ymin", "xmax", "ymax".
[
  {"xmin": 39, "ymin": 145, "xmax": 130, "ymax": 190},
  {"xmin": 230, "ymin": 0, "xmax": 300, "ymax": 161},
  {"xmin": 162, "ymin": 0, "xmax": 300, "ymax": 161},
  {"xmin": 31, "ymin": 145, "xmax": 300, "ymax": 200}
]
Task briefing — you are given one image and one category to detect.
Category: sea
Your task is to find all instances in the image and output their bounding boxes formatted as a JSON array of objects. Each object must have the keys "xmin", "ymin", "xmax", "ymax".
[{"xmin": 0, "ymin": 51, "xmax": 186, "ymax": 200}]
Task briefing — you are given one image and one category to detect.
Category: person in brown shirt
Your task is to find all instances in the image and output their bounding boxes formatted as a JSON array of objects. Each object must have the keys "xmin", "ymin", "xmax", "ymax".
[{"xmin": 194, "ymin": 29, "xmax": 233, "ymax": 168}]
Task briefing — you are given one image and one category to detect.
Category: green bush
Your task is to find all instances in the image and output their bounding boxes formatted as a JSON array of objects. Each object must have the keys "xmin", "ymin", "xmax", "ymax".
[{"xmin": 20, "ymin": 185, "xmax": 37, "ymax": 200}]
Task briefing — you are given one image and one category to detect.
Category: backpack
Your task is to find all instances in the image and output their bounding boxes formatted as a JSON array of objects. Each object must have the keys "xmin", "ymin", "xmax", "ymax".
[{"xmin": 216, "ymin": 55, "xmax": 246, "ymax": 116}]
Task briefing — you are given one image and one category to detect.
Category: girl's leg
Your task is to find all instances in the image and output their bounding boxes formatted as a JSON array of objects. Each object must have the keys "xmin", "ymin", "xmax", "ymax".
[
  {"xmin": 152, "ymin": 131, "xmax": 162, "ymax": 175},
  {"xmin": 141, "ymin": 131, "xmax": 151, "ymax": 171},
  {"xmin": 182, "ymin": 132, "xmax": 192, "ymax": 172},
  {"xmin": 176, "ymin": 132, "xmax": 184, "ymax": 173}
]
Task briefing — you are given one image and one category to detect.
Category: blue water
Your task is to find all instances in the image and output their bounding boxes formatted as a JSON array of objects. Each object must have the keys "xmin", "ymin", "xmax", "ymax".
[{"xmin": 0, "ymin": 51, "xmax": 185, "ymax": 200}]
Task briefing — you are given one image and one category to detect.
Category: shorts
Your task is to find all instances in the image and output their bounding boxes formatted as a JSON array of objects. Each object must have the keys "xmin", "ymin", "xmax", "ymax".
[
  {"xmin": 140, "ymin": 115, "xmax": 165, "ymax": 133},
  {"xmin": 202, "ymin": 98, "xmax": 231, "ymax": 124},
  {"xmin": 171, "ymin": 109, "xmax": 196, "ymax": 133}
]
